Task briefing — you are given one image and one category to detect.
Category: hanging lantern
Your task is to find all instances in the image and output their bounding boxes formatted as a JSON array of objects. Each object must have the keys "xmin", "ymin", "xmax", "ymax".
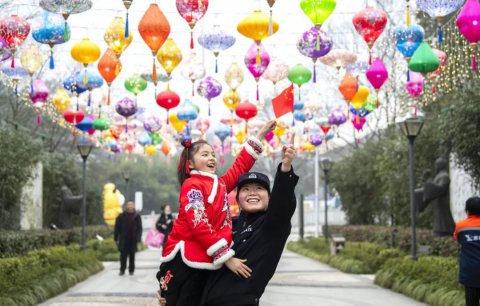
[
  {"xmin": 237, "ymin": 10, "xmax": 279, "ymax": 64},
  {"xmin": 363, "ymin": 93, "xmax": 378, "ymax": 112},
  {"xmin": 143, "ymin": 116, "xmax": 163, "ymax": 133},
  {"xmin": 223, "ymin": 88, "xmax": 241, "ymax": 112},
  {"xmin": 320, "ymin": 49, "xmax": 357, "ymax": 71},
  {"xmin": 105, "ymin": 16, "xmax": 132, "ymax": 58},
  {"xmin": 124, "ymin": 74, "xmax": 147, "ymax": 101},
  {"xmin": 53, "ymin": 88, "xmax": 71, "ymax": 112},
  {"xmin": 176, "ymin": 0, "xmax": 209, "ymax": 49},
  {"xmin": 214, "ymin": 124, "xmax": 231, "ymax": 153},
  {"xmin": 263, "ymin": 57, "xmax": 289, "ymax": 86},
  {"xmin": 76, "ymin": 115, "xmax": 94, "ymax": 133},
  {"xmin": 157, "ymin": 38, "xmax": 182, "ymax": 92},
  {"xmin": 365, "ymin": 58, "xmax": 388, "ymax": 107},
  {"xmin": 266, "ymin": 0, "xmax": 277, "ymax": 36},
  {"xmin": 0, "ymin": 15, "xmax": 30, "ymax": 68},
  {"xmin": 352, "ymin": 7, "xmax": 388, "ymax": 65},
  {"xmin": 169, "ymin": 112, "xmax": 187, "ymax": 133},
  {"xmin": 74, "ymin": 67, "xmax": 104, "ymax": 110},
  {"xmin": 392, "ymin": 24, "xmax": 424, "ymax": 59},
  {"xmin": 244, "ymin": 41, "xmax": 270, "ymax": 103},
  {"xmin": 235, "ymin": 100, "xmax": 258, "ymax": 135},
  {"xmin": 351, "ymin": 115, "xmax": 366, "ymax": 131},
  {"xmin": 288, "ymin": 64, "xmax": 312, "ymax": 101},
  {"xmin": 39, "ymin": 0, "xmax": 92, "ymax": 41},
  {"xmin": 350, "ymin": 85, "xmax": 369, "ymax": 111},
  {"xmin": 30, "ymin": 79, "xmax": 49, "ymax": 125},
  {"xmin": 197, "ymin": 76, "xmax": 222, "ymax": 116},
  {"xmin": 196, "ymin": 117, "xmax": 211, "ymax": 135},
  {"xmin": 138, "ymin": 3, "xmax": 171, "ymax": 86},
  {"xmin": 97, "ymin": 48, "xmax": 121, "ymax": 106},
  {"xmin": 338, "ymin": 72, "xmax": 358, "ymax": 101},
  {"xmin": 416, "ymin": 0, "xmax": 464, "ymax": 43},
  {"xmin": 1, "ymin": 62, "xmax": 27, "ymax": 95},
  {"xmin": 300, "ymin": 0, "xmax": 336, "ymax": 28},
  {"xmin": 225, "ymin": 62, "xmax": 244, "ymax": 92},
  {"xmin": 430, "ymin": 48, "xmax": 447, "ymax": 93},
  {"xmin": 116, "ymin": 96, "xmax": 137, "ymax": 131},
  {"xmin": 456, "ymin": 0, "xmax": 480, "ymax": 71},
  {"xmin": 406, "ymin": 71, "xmax": 424, "ymax": 98},
  {"xmin": 328, "ymin": 109, "xmax": 347, "ymax": 127},
  {"xmin": 181, "ymin": 52, "xmax": 206, "ymax": 96},
  {"xmin": 409, "ymin": 42, "xmax": 439, "ymax": 74},
  {"xmin": 20, "ymin": 44, "xmax": 43, "ymax": 94},
  {"xmin": 297, "ymin": 26, "xmax": 333, "ymax": 82},
  {"xmin": 32, "ymin": 11, "xmax": 70, "ymax": 70},
  {"xmin": 156, "ymin": 89, "xmax": 180, "ymax": 123},
  {"xmin": 63, "ymin": 71, "xmax": 88, "ymax": 100},
  {"xmin": 93, "ymin": 117, "xmax": 110, "ymax": 131},
  {"xmin": 71, "ymin": 38, "xmax": 101, "ymax": 84},
  {"xmin": 177, "ymin": 99, "xmax": 199, "ymax": 136},
  {"xmin": 64, "ymin": 109, "xmax": 85, "ymax": 125},
  {"xmin": 198, "ymin": 25, "xmax": 236, "ymax": 73},
  {"xmin": 122, "ymin": 0, "xmax": 133, "ymax": 38}
]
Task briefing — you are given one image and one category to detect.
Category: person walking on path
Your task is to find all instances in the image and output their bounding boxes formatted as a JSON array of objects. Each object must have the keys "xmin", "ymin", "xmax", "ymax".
[
  {"xmin": 156, "ymin": 204, "xmax": 174, "ymax": 248},
  {"xmin": 114, "ymin": 200, "xmax": 143, "ymax": 276},
  {"xmin": 454, "ymin": 196, "xmax": 480, "ymax": 306}
]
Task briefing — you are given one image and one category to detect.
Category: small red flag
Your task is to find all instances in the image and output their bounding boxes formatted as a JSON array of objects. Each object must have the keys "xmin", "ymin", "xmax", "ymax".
[{"xmin": 272, "ymin": 84, "xmax": 294, "ymax": 118}]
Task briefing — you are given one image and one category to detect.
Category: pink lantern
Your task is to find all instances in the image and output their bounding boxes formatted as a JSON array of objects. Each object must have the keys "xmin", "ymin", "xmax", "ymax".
[
  {"xmin": 351, "ymin": 115, "xmax": 365, "ymax": 130},
  {"xmin": 29, "ymin": 79, "xmax": 49, "ymax": 125},
  {"xmin": 456, "ymin": 0, "xmax": 480, "ymax": 71},
  {"xmin": 196, "ymin": 117, "xmax": 210, "ymax": 134},
  {"xmin": 366, "ymin": 58, "xmax": 388, "ymax": 107},
  {"xmin": 406, "ymin": 71, "xmax": 423, "ymax": 98},
  {"xmin": 244, "ymin": 41, "xmax": 270, "ymax": 102},
  {"xmin": 430, "ymin": 48, "xmax": 447, "ymax": 94}
]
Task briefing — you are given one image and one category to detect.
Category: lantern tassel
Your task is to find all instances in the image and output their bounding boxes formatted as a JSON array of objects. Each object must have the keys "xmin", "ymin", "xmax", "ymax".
[
  {"xmin": 49, "ymin": 50, "xmax": 54, "ymax": 69},
  {"xmin": 37, "ymin": 115, "xmax": 41, "ymax": 126},
  {"xmin": 190, "ymin": 31, "xmax": 194, "ymax": 49},
  {"xmin": 268, "ymin": 9, "xmax": 273, "ymax": 36},
  {"xmin": 125, "ymin": 11, "xmax": 129, "ymax": 38},
  {"xmin": 472, "ymin": 44, "xmax": 477, "ymax": 71},
  {"xmin": 369, "ymin": 49, "xmax": 372, "ymax": 66},
  {"xmin": 313, "ymin": 64, "xmax": 317, "ymax": 83},
  {"xmin": 438, "ymin": 26, "xmax": 443, "ymax": 43},
  {"xmin": 208, "ymin": 103, "xmax": 211, "ymax": 116},
  {"xmin": 256, "ymin": 82, "xmax": 259, "ymax": 101},
  {"xmin": 245, "ymin": 121, "xmax": 249, "ymax": 137},
  {"xmin": 152, "ymin": 58, "xmax": 157, "ymax": 82},
  {"xmin": 107, "ymin": 86, "xmax": 111, "ymax": 106},
  {"xmin": 167, "ymin": 81, "xmax": 170, "ymax": 91},
  {"xmin": 316, "ymin": 33, "xmax": 320, "ymax": 51},
  {"xmin": 125, "ymin": 119, "xmax": 128, "ymax": 133},
  {"xmin": 298, "ymin": 87, "xmax": 301, "ymax": 101},
  {"xmin": 407, "ymin": 68, "xmax": 410, "ymax": 82},
  {"xmin": 14, "ymin": 82, "xmax": 18, "ymax": 96},
  {"xmin": 432, "ymin": 80, "xmax": 437, "ymax": 94},
  {"xmin": 192, "ymin": 81, "xmax": 195, "ymax": 97},
  {"xmin": 215, "ymin": 58, "xmax": 218, "ymax": 73},
  {"xmin": 166, "ymin": 110, "xmax": 169, "ymax": 125},
  {"xmin": 30, "ymin": 79, "xmax": 33, "ymax": 95},
  {"xmin": 406, "ymin": 0, "xmax": 410, "ymax": 27},
  {"xmin": 256, "ymin": 46, "xmax": 261, "ymax": 65},
  {"xmin": 88, "ymin": 91, "xmax": 91, "ymax": 108},
  {"xmin": 83, "ymin": 69, "xmax": 88, "ymax": 84},
  {"xmin": 63, "ymin": 21, "xmax": 69, "ymax": 41},
  {"xmin": 11, "ymin": 56, "xmax": 14, "ymax": 68}
]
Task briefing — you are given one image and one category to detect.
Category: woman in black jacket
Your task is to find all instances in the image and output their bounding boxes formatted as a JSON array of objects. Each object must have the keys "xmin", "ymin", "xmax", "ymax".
[{"xmin": 156, "ymin": 204, "xmax": 174, "ymax": 248}]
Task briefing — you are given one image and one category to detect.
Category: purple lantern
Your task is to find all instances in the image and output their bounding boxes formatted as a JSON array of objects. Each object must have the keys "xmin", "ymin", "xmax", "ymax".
[
  {"xmin": 115, "ymin": 97, "xmax": 137, "ymax": 132},
  {"xmin": 297, "ymin": 26, "xmax": 333, "ymax": 82},
  {"xmin": 143, "ymin": 116, "xmax": 162, "ymax": 133},
  {"xmin": 328, "ymin": 109, "xmax": 347, "ymax": 126},
  {"xmin": 197, "ymin": 76, "xmax": 223, "ymax": 116},
  {"xmin": 309, "ymin": 128, "xmax": 323, "ymax": 147},
  {"xmin": 244, "ymin": 41, "xmax": 270, "ymax": 102},
  {"xmin": 198, "ymin": 25, "xmax": 236, "ymax": 73},
  {"xmin": 456, "ymin": 0, "xmax": 480, "ymax": 71}
]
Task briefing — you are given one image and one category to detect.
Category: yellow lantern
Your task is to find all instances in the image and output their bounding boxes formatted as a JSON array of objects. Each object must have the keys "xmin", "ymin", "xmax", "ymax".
[
  {"xmin": 52, "ymin": 88, "xmax": 71, "ymax": 112},
  {"xmin": 20, "ymin": 43, "xmax": 43, "ymax": 77},
  {"xmin": 157, "ymin": 38, "xmax": 182, "ymax": 78},
  {"xmin": 104, "ymin": 17, "xmax": 132, "ymax": 57},
  {"xmin": 272, "ymin": 124, "xmax": 286, "ymax": 138},
  {"xmin": 304, "ymin": 142, "xmax": 316, "ymax": 151},
  {"xmin": 235, "ymin": 128, "xmax": 245, "ymax": 143},
  {"xmin": 71, "ymin": 38, "xmax": 101, "ymax": 83},
  {"xmin": 223, "ymin": 88, "xmax": 241, "ymax": 111},
  {"xmin": 169, "ymin": 112, "xmax": 187, "ymax": 133},
  {"xmin": 145, "ymin": 145, "xmax": 157, "ymax": 155},
  {"xmin": 350, "ymin": 85, "xmax": 370, "ymax": 110}
]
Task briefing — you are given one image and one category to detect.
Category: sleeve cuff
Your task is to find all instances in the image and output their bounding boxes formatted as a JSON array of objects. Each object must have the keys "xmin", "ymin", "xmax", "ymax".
[
  {"xmin": 207, "ymin": 238, "xmax": 228, "ymax": 256},
  {"xmin": 244, "ymin": 136, "xmax": 264, "ymax": 159},
  {"xmin": 213, "ymin": 248, "xmax": 235, "ymax": 266}
]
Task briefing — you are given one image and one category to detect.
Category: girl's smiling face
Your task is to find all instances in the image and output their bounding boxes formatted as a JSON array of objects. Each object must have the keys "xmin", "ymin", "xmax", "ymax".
[{"xmin": 189, "ymin": 143, "xmax": 217, "ymax": 174}]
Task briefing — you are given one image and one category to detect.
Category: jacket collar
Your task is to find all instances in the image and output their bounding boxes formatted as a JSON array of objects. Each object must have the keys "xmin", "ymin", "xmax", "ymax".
[{"xmin": 189, "ymin": 170, "xmax": 218, "ymax": 204}]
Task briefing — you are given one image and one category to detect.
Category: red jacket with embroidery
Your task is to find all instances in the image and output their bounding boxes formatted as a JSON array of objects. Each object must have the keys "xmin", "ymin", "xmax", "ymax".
[{"xmin": 160, "ymin": 140, "xmax": 261, "ymax": 270}]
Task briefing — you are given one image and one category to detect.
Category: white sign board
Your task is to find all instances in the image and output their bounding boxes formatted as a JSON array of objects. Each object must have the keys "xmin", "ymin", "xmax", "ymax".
[
  {"xmin": 135, "ymin": 191, "xmax": 143, "ymax": 212},
  {"xmin": 449, "ymin": 156, "xmax": 479, "ymax": 222}
]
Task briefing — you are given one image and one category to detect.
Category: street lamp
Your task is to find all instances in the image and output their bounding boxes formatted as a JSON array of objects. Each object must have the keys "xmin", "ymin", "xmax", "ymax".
[
  {"xmin": 77, "ymin": 143, "xmax": 93, "ymax": 251},
  {"xmin": 397, "ymin": 116, "xmax": 424, "ymax": 260},
  {"xmin": 122, "ymin": 171, "xmax": 130, "ymax": 200},
  {"xmin": 319, "ymin": 158, "xmax": 333, "ymax": 246}
]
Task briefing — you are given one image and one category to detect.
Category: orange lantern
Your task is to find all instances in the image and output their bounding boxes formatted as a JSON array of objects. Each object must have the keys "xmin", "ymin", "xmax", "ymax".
[
  {"xmin": 71, "ymin": 38, "xmax": 101, "ymax": 84},
  {"xmin": 161, "ymin": 141, "xmax": 171, "ymax": 156},
  {"xmin": 138, "ymin": 3, "xmax": 171, "ymax": 85},
  {"xmin": 338, "ymin": 72, "xmax": 358, "ymax": 101},
  {"xmin": 97, "ymin": 48, "xmax": 122, "ymax": 105},
  {"xmin": 237, "ymin": 10, "xmax": 279, "ymax": 64}
]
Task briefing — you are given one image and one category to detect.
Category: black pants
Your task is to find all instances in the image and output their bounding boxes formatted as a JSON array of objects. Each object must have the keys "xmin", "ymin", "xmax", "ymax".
[
  {"xmin": 466, "ymin": 286, "xmax": 480, "ymax": 306},
  {"xmin": 157, "ymin": 253, "xmax": 208, "ymax": 306},
  {"xmin": 120, "ymin": 240, "xmax": 136, "ymax": 273}
]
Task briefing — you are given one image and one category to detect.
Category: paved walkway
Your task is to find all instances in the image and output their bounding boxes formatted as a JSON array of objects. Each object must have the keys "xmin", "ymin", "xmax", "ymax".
[{"xmin": 40, "ymin": 247, "xmax": 425, "ymax": 306}]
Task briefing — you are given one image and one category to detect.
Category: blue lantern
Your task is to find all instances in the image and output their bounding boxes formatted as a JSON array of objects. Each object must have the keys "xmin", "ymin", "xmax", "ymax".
[
  {"xmin": 1, "ymin": 62, "xmax": 27, "ymax": 95},
  {"xmin": 349, "ymin": 105, "xmax": 370, "ymax": 118},
  {"xmin": 137, "ymin": 131, "xmax": 153, "ymax": 146},
  {"xmin": 64, "ymin": 72, "xmax": 88, "ymax": 96},
  {"xmin": 294, "ymin": 100, "xmax": 304, "ymax": 111},
  {"xmin": 32, "ymin": 11, "xmax": 71, "ymax": 69},
  {"xmin": 76, "ymin": 116, "xmax": 93, "ymax": 132},
  {"xmin": 293, "ymin": 111, "xmax": 306, "ymax": 122},
  {"xmin": 75, "ymin": 67, "xmax": 104, "ymax": 107},
  {"xmin": 393, "ymin": 25, "xmax": 424, "ymax": 58},
  {"xmin": 177, "ymin": 99, "xmax": 198, "ymax": 136},
  {"xmin": 198, "ymin": 25, "xmax": 236, "ymax": 73},
  {"xmin": 214, "ymin": 124, "xmax": 230, "ymax": 143},
  {"xmin": 416, "ymin": 0, "xmax": 464, "ymax": 42}
]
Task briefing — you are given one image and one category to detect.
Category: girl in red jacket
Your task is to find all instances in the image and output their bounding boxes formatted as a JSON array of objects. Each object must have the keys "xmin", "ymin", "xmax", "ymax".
[{"xmin": 157, "ymin": 120, "xmax": 276, "ymax": 306}]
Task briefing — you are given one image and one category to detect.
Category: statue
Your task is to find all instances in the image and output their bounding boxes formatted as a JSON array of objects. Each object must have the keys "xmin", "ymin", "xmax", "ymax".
[
  {"xmin": 103, "ymin": 183, "xmax": 124, "ymax": 226},
  {"xmin": 59, "ymin": 176, "xmax": 82, "ymax": 229},
  {"xmin": 415, "ymin": 157, "xmax": 455, "ymax": 236}
]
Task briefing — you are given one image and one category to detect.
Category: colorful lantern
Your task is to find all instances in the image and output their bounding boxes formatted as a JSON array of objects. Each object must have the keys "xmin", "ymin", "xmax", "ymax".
[
  {"xmin": 263, "ymin": 57, "xmax": 289, "ymax": 86},
  {"xmin": 338, "ymin": 72, "xmax": 358, "ymax": 101},
  {"xmin": 350, "ymin": 85, "xmax": 369, "ymax": 110},
  {"xmin": 456, "ymin": 0, "xmax": 480, "ymax": 71},
  {"xmin": 196, "ymin": 117, "xmax": 210, "ymax": 134},
  {"xmin": 197, "ymin": 76, "xmax": 222, "ymax": 115},
  {"xmin": 351, "ymin": 115, "xmax": 366, "ymax": 131},
  {"xmin": 53, "ymin": 88, "xmax": 71, "ymax": 112},
  {"xmin": 300, "ymin": 0, "xmax": 336, "ymax": 28},
  {"xmin": 97, "ymin": 48, "xmax": 121, "ymax": 106},
  {"xmin": 288, "ymin": 64, "xmax": 312, "ymax": 100},
  {"xmin": 363, "ymin": 93, "xmax": 378, "ymax": 112},
  {"xmin": 20, "ymin": 44, "xmax": 42, "ymax": 93},
  {"xmin": 156, "ymin": 89, "xmax": 180, "ymax": 123},
  {"xmin": 0, "ymin": 15, "xmax": 30, "ymax": 68},
  {"xmin": 406, "ymin": 71, "xmax": 424, "ymax": 98},
  {"xmin": 320, "ymin": 49, "xmax": 357, "ymax": 70},
  {"xmin": 245, "ymin": 42, "xmax": 270, "ymax": 102},
  {"xmin": 235, "ymin": 100, "xmax": 258, "ymax": 135},
  {"xmin": 176, "ymin": 0, "xmax": 209, "ymax": 49},
  {"xmin": 430, "ymin": 48, "xmax": 447, "ymax": 93},
  {"xmin": 225, "ymin": 62, "xmax": 244, "ymax": 92},
  {"xmin": 169, "ymin": 112, "xmax": 187, "ymax": 133},
  {"xmin": 214, "ymin": 124, "xmax": 231, "ymax": 153},
  {"xmin": 297, "ymin": 26, "xmax": 333, "ymax": 82},
  {"xmin": 75, "ymin": 67, "xmax": 104, "ymax": 108},
  {"xmin": 116, "ymin": 97, "xmax": 137, "ymax": 131},
  {"xmin": 198, "ymin": 25, "xmax": 236, "ymax": 73},
  {"xmin": 124, "ymin": 75, "xmax": 147, "ymax": 101},
  {"xmin": 30, "ymin": 79, "xmax": 49, "ymax": 118},
  {"xmin": 76, "ymin": 115, "xmax": 94, "ymax": 133},
  {"xmin": 177, "ymin": 99, "xmax": 199, "ymax": 135},
  {"xmin": 39, "ymin": 0, "xmax": 92, "ymax": 40},
  {"xmin": 64, "ymin": 72, "xmax": 88, "ymax": 100},
  {"xmin": 157, "ymin": 38, "xmax": 182, "ymax": 91},
  {"xmin": 409, "ymin": 42, "xmax": 439, "ymax": 74},
  {"xmin": 392, "ymin": 24, "xmax": 424, "ymax": 59},
  {"xmin": 105, "ymin": 17, "xmax": 132, "ymax": 57},
  {"xmin": 417, "ymin": 0, "xmax": 464, "ymax": 42},
  {"xmin": 309, "ymin": 128, "xmax": 323, "ymax": 147},
  {"xmin": 181, "ymin": 52, "xmax": 206, "ymax": 96},
  {"xmin": 1, "ymin": 62, "xmax": 26, "ymax": 95},
  {"xmin": 93, "ymin": 117, "xmax": 109, "ymax": 131},
  {"xmin": 366, "ymin": 58, "xmax": 388, "ymax": 106},
  {"xmin": 143, "ymin": 116, "xmax": 163, "ymax": 133},
  {"xmin": 64, "ymin": 110, "xmax": 85, "ymax": 125},
  {"xmin": 32, "ymin": 11, "xmax": 70, "ymax": 69},
  {"xmin": 71, "ymin": 38, "xmax": 101, "ymax": 84},
  {"xmin": 352, "ymin": 7, "xmax": 388, "ymax": 64},
  {"xmin": 138, "ymin": 3, "xmax": 171, "ymax": 85}
]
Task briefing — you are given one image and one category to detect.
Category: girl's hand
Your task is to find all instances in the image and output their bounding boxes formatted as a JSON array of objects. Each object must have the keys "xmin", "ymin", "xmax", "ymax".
[
  {"xmin": 156, "ymin": 289, "xmax": 166, "ymax": 306},
  {"xmin": 256, "ymin": 119, "xmax": 276, "ymax": 139},
  {"xmin": 225, "ymin": 257, "xmax": 252, "ymax": 278}
]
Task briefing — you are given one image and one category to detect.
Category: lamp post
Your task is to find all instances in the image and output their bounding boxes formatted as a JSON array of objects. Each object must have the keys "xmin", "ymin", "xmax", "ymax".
[
  {"xmin": 314, "ymin": 149, "xmax": 320, "ymax": 237},
  {"xmin": 397, "ymin": 116, "xmax": 424, "ymax": 260},
  {"xmin": 122, "ymin": 171, "xmax": 130, "ymax": 200},
  {"xmin": 320, "ymin": 158, "xmax": 333, "ymax": 246},
  {"xmin": 77, "ymin": 143, "xmax": 93, "ymax": 251}
]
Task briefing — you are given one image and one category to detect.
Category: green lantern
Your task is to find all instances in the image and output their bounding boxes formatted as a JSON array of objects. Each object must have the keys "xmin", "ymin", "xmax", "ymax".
[
  {"xmin": 149, "ymin": 132, "xmax": 162, "ymax": 145},
  {"xmin": 300, "ymin": 0, "xmax": 336, "ymax": 28},
  {"xmin": 93, "ymin": 118, "xmax": 110, "ymax": 131},
  {"xmin": 288, "ymin": 64, "xmax": 312, "ymax": 100},
  {"xmin": 124, "ymin": 74, "xmax": 148, "ymax": 96},
  {"xmin": 363, "ymin": 93, "xmax": 377, "ymax": 112},
  {"xmin": 409, "ymin": 42, "xmax": 439, "ymax": 74}
]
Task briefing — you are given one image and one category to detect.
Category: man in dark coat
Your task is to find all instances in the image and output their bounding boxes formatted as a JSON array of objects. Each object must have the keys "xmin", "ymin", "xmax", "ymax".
[{"xmin": 114, "ymin": 200, "xmax": 143, "ymax": 275}]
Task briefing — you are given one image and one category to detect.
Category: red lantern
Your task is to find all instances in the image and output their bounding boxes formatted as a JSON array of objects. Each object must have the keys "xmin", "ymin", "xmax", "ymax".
[
  {"xmin": 352, "ymin": 7, "xmax": 387, "ymax": 64},
  {"xmin": 156, "ymin": 89, "xmax": 180, "ymax": 123},
  {"xmin": 98, "ymin": 48, "xmax": 122, "ymax": 106},
  {"xmin": 0, "ymin": 15, "xmax": 30, "ymax": 68},
  {"xmin": 138, "ymin": 3, "xmax": 171, "ymax": 84},
  {"xmin": 64, "ymin": 110, "xmax": 85, "ymax": 125},
  {"xmin": 176, "ymin": 0, "xmax": 209, "ymax": 49},
  {"xmin": 235, "ymin": 100, "xmax": 257, "ymax": 135}
]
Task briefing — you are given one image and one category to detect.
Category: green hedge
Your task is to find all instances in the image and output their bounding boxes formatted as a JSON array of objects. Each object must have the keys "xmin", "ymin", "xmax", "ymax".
[
  {"xmin": 86, "ymin": 239, "xmax": 147, "ymax": 261},
  {"xmin": 327, "ymin": 225, "xmax": 459, "ymax": 257},
  {"xmin": 375, "ymin": 256, "xmax": 464, "ymax": 306},
  {"xmin": 0, "ymin": 225, "xmax": 112, "ymax": 258},
  {"xmin": 0, "ymin": 245, "xmax": 103, "ymax": 306}
]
